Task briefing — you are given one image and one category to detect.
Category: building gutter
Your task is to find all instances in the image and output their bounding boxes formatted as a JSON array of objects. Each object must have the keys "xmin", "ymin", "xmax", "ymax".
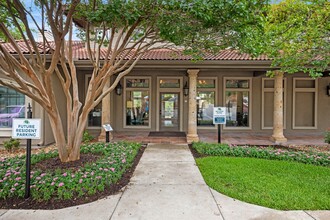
[{"xmin": 74, "ymin": 59, "xmax": 274, "ymax": 70}]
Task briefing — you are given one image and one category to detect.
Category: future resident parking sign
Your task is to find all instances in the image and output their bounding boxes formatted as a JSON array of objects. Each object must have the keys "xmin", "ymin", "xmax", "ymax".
[
  {"xmin": 12, "ymin": 119, "xmax": 41, "ymax": 139},
  {"xmin": 213, "ymin": 107, "xmax": 226, "ymax": 124}
]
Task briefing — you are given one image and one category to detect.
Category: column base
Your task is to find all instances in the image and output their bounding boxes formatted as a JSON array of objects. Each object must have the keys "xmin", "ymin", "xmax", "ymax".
[
  {"xmin": 186, "ymin": 134, "xmax": 199, "ymax": 143},
  {"xmin": 270, "ymin": 135, "xmax": 287, "ymax": 144}
]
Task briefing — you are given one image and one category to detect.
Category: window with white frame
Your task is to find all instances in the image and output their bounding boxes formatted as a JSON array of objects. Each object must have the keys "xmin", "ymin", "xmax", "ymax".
[
  {"xmin": 85, "ymin": 75, "xmax": 102, "ymax": 127},
  {"xmin": 224, "ymin": 78, "xmax": 251, "ymax": 128},
  {"xmin": 0, "ymin": 86, "xmax": 25, "ymax": 128},
  {"xmin": 262, "ymin": 78, "xmax": 287, "ymax": 129},
  {"xmin": 293, "ymin": 78, "xmax": 317, "ymax": 129},
  {"xmin": 197, "ymin": 78, "xmax": 216, "ymax": 127},
  {"xmin": 124, "ymin": 77, "xmax": 150, "ymax": 127}
]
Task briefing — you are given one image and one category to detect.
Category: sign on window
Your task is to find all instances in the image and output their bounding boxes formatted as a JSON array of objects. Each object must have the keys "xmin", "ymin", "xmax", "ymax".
[{"xmin": 213, "ymin": 107, "xmax": 226, "ymax": 124}]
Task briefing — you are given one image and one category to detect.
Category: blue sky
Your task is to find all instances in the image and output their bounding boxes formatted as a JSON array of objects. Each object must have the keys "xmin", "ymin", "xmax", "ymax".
[
  {"xmin": 23, "ymin": 0, "xmax": 79, "ymax": 40},
  {"xmin": 22, "ymin": 0, "xmax": 280, "ymax": 41}
]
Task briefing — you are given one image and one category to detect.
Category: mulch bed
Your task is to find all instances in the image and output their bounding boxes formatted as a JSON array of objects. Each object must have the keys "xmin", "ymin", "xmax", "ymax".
[
  {"xmin": 0, "ymin": 145, "xmax": 146, "ymax": 210},
  {"xmin": 33, "ymin": 154, "xmax": 101, "ymax": 172}
]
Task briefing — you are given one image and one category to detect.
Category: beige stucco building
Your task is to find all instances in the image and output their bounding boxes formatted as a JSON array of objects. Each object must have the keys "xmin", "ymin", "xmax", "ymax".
[{"xmin": 1, "ymin": 45, "xmax": 329, "ymax": 145}]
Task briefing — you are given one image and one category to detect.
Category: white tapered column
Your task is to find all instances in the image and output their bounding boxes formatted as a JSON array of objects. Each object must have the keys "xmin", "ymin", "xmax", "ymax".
[{"xmin": 271, "ymin": 71, "xmax": 287, "ymax": 143}]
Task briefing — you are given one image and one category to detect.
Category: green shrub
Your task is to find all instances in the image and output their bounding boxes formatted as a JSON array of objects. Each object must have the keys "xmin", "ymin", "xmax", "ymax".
[
  {"xmin": 192, "ymin": 142, "xmax": 330, "ymax": 167},
  {"xmin": 82, "ymin": 130, "xmax": 94, "ymax": 143},
  {"xmin": 3, "ymin": 138, "xmax": 20, "ymax": 152},
  {"xmin": 325, "ymin": 129, "xmax": 330, "ymax": 144}
]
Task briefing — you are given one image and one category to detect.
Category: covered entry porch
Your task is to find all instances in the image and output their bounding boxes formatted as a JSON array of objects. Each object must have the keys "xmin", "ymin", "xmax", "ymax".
[{"xmin": 110, "ymin": 130, "xmax": 327, "ymax": 146}]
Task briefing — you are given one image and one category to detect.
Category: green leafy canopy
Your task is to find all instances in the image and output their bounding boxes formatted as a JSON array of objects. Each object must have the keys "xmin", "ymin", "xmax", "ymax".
[
  {"xmin": 75, "ymin": 0, "xmax": 269, "ymax": 52},
  {"xmin": 258, "ymin": 0, "xmax": 330, "ymax": 77}
]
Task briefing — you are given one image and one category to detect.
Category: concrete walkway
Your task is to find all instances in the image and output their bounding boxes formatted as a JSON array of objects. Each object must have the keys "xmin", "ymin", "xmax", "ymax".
[{"xmin": 1, "ymin": 143, "xmax": 329, "ymax": 220}]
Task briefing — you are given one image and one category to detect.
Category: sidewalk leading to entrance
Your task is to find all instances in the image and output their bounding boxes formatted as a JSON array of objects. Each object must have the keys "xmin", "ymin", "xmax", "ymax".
[
  {"xmin": 1, "ymin": 143, "xmax": 329, "ymax": 220},
  {"xmin": 110, "ymin": 143, "xmax": 222, "ymax": 219}
]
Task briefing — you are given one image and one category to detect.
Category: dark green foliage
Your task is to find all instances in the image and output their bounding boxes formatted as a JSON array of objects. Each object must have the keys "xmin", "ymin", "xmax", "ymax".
[
  {"xmin": 75, "ymin": 0, "xmax": 268, "ymax": 53},
  {"xmin": 193, "ymin": 142, "xmax": 330, "ymax": 167},
  {"xmin": 3, "ymin": 138, "xmax": 20, "ymax": 152},
  {"xmin": 325, "ymin": 130, "xmax": 330, "ymax": 144},
  {"xmin": 82, "ymin": 130, "xmax": 94, "ymax": 143}
]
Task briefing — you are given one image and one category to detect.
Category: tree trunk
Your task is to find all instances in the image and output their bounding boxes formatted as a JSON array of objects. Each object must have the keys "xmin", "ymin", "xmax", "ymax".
[
  {"xmin": 45, "ymin": 102, "xmax": 90, "ymax": 162},
  {"xmin": 47, "ymin": 112, "xmax": 70, "ymax": 162}
]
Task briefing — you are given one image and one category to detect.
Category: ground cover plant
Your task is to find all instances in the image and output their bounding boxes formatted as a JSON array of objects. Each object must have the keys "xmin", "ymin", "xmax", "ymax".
[
  {"xmin": 193, "ymin": 142, "xmax": 330, "ymax": 167},
  {"xmin": 192, "ymin": 142, "xmax": 330, "ymax": 210},
  {"xmin": 196, "ymin": 157, "xmax": 330, "ymax": 210},
  {"xmin": 0, "ymin": 142, "xmax": 142, "ymax": 209}
]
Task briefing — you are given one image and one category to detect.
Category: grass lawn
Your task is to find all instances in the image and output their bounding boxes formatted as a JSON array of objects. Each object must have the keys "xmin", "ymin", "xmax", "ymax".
[{"xmin": 196, "ymin": 156, "xmax": 330, "ymax": 210}]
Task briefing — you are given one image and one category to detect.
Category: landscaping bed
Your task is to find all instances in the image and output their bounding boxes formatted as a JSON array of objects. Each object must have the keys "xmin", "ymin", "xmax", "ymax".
[
  {"xmin": 0, "ymin": 142, "xmax": 145, "ymax": 209},
  {"xmin": 192, "ymin": 142, "xmax": 330, "ymax": 167}
]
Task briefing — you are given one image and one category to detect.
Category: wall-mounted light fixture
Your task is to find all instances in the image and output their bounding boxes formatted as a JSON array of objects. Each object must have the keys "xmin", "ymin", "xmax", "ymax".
[
  {"xmin": 115, "ymin": 81, "xmax": 122, "ymax": 95},
  {"xmin": 183, "ymin": 81, "xmax": 189, "ymax": 96},
  {"xmin": 327, "ymin": 83, "xmax": 330, "ymax": 96}
]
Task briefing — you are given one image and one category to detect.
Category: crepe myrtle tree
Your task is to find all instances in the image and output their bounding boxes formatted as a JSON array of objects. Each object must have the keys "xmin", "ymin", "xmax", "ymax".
[{"xmin": 0, "ymin": 0, "xmax": 268, "ymax": 162}]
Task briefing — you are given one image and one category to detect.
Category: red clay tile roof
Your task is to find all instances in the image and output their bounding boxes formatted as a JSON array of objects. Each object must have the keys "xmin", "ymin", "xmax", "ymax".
[
  {"xmin": 1, "ymin": 41, "xmax": 270, "ymax": 61},
  {"xmin": 1, "ymin": 41, "xmax": 52, "ymax": 54}
]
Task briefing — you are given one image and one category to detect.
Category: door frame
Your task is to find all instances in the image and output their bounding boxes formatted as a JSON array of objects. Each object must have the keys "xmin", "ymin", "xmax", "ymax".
[
  {"xmin": 156, "ymin": 77, "xmax": 184, "ymax": 131},
  {"xmin": 159, "ymin": 92, "xmax": 180, "ymax": 131}
]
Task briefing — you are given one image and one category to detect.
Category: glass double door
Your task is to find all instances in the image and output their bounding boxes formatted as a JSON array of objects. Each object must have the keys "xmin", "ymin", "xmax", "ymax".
[{"xmin": 159, "ymin": 93, "xmax": 180, "ymax": 131}]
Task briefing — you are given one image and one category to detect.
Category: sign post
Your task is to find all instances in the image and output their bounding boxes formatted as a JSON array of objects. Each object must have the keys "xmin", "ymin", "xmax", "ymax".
[
  {"xmin": 25, "ymin": 104, "xmax": 32, "ymax": 198},
  {"xmin": 12, "ymin": 103, "xmax": 41, "ymax": 198},
  {"xmin": 102, "ymin": 124, "xmax": 113, "ymax": 143},
  {"xmin": 213, "ymin": 107, "xmax": 226, "ymax": 143}
]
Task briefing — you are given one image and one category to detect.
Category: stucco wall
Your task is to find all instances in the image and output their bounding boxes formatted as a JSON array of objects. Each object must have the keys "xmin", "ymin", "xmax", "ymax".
[{"xmin": 104, "ymin": 69, "xmax": 330, "ymax": 134}]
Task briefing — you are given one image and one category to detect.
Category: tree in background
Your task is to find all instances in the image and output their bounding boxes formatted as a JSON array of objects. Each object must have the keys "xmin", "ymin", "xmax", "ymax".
[
  {"xmin": 0, "ymin": 0, "xmax": 24, "ymax": 41},
  {"xmin": 252, "ymin": 0, "xmax": 330, "ymax": 142},
  {"xmin": 261, "ymin": 0, "xmax": 330, "ymax": 77},
  {"xmin": 0, "ymin": 0, "xmax": 267, "ymax": 162}
]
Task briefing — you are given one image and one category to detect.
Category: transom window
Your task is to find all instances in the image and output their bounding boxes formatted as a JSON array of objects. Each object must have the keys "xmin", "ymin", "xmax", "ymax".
[
  {"xmin": 126, "ymin": 79, "xmax": 149, "ymax": 88},
  {"xmin": 197, "ymin": 79, "xmax": 216, "ymax": 88},
  {"xmin": 226, "ymin": 79, "xmax": 249, "ymax": 88},
  {"xmin": 224, "ymin": 78, "xmax": 252, "ymax": 129},
  {"xmin": 159, "ymin": 79, "xmax": 180, "ymax": 88}
]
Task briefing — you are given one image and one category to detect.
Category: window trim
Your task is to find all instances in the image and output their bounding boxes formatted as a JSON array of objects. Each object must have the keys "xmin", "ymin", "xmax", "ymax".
[
  {"xmin": 292, "ymin": 78, "xmax": 318, "ymax": 129},
  {"xmin": 123, "ymin": 76, "xmax": 152, "ymax": 129},
  {"xmin": 261, "ymin": 78, "xmax": 287, "ymax": 130},
  {"xmin": 0, "ymin": 83, "xmax": 28, "ymax": 136},
  {"xmin": 197, "ymin": 77, "xmax": 217, "ymax": 129},
  {"xmin": 223, "ymin": 77, "xmax": 252, "ymax": 130}
]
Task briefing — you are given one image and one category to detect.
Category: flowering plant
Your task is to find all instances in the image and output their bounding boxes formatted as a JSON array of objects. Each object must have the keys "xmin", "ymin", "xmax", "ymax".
[{"xmin": 0, "ymin": 142, "xmax": 140, "ymax": 201}]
